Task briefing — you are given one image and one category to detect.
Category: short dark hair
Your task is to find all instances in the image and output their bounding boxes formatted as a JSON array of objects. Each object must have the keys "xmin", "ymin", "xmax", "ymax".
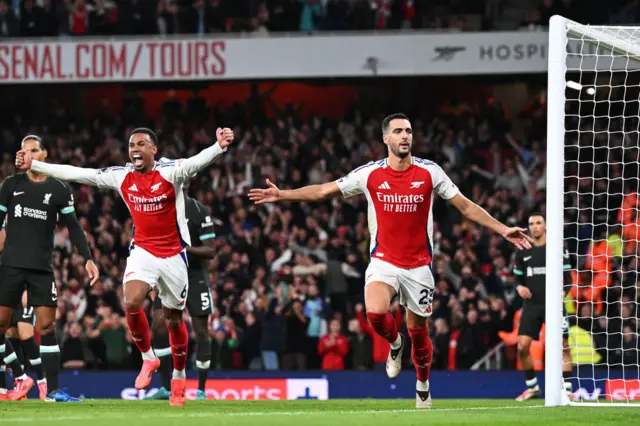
[
  {"xmin": 381, "ymin": 112, "xmax": 410, "ymax": 134},
  {"xmin": 129, "ymin": 128, "xmax": 157, "ymax": 145},
  {"xmin": 21, "ymin": 134, "xmax": 46, "ymax": 151},
  {"xmin": 528, "ymin": 212, "xmax": 545, "ymax": 221}
]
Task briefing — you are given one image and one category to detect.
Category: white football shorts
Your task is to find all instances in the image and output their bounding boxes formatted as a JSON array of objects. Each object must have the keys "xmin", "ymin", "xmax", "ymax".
[
  {"xmin": 123, "ymin": 245, "xmax": 189, "ymax": 310},
  {"xmin": 365, "ymin": 258, "xmax": 436, "ymax": 317}
]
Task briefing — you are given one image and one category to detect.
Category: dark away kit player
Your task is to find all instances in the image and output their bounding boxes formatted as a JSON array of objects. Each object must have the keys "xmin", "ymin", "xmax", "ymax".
[
  {"xmin": 145, "ymin": 180, "xmax": 217, "ymax": 400},
  {"xmin": 249, "ymin": 113, "xmax": 533, "ymax": 408},
  {"xmin": 513, "ymin": 213, "xmax": 574, "ymax": 401},
  {"xmin": 0, "ymin": 135, "xmax": 98, "ymax": 402},
  {"xmin": 17, "ymin": 127, "xmax": 233, "ymax": 406}
]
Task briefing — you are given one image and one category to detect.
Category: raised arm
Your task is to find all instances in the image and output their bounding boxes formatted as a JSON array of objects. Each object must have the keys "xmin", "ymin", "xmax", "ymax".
[{"xmin": 168, "ymin": 128, "xmax": 233, "ymax": 183}]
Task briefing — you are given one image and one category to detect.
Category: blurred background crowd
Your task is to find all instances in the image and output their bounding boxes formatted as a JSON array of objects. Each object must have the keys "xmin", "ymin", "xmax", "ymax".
[
  {"xmin": 0, "ymin": 0, "xmax": 639, "ymax": 375},
  {"xmin": 0, "ymin": 0, "xmax": 634, "ymax": 38}
]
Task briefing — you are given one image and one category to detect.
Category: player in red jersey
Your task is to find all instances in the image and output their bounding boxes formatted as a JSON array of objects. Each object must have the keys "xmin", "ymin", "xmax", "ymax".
[
  {"xmin": 249, "ymin": 113, "xmax": 533, "ymax": 408},
  {"xmin": 16, "ymin": 127, "xmax": 234, "ymax": 406}
]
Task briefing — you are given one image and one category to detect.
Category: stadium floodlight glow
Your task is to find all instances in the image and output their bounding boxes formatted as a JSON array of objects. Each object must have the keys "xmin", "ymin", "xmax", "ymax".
[{"xmin": 547, "ymin": 15, "xmax": 640, "ymax": 407}]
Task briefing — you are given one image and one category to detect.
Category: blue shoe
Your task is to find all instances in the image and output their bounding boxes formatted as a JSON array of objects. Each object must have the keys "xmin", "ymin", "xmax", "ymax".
[
  {"xmin": 195, "ymin": 390, "xmax": 208, "ymax": 400},
  {"xmin": 47, "ymin": 389, "xmax": 82, "ymax": 402},
  {"xmin": 143, "ymin": 386, "xmax": 171, "ymax": 400}
]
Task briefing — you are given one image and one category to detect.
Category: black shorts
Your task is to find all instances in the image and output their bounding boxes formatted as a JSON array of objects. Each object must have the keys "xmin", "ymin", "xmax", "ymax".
[
  {"xmin": 518, "ymin": 303, "xmax": 569, "ymax": 340},
  {"xmin": 0, "ymin": 265, "xmax": 57, "ymax": 309},
  {"xmin": 10, "ymin": 304, "xmax": 35, "ymax": 327},
  {"xmin": 152, "ymin": 270, "xmax": 213, "ymax": 318}
]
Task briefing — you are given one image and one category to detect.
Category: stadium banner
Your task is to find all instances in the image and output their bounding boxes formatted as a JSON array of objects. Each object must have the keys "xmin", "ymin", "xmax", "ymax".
[
  {"xmin": 0, "ymin": 32, "xmax": 630, "ymax": 83},
  {"xmin": 10, "ymin": 369, "xmax": 638, "ymax": 400}
]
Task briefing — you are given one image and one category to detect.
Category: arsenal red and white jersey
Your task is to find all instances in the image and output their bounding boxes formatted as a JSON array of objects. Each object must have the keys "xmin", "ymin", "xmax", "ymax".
[
  {"xmin": 336, "ymin": 157, "xmax": 458, "ymax": 269},
  {"xmin": 29, "ymin": 142, "xmax": 228, "ymax": 259},
  {"xmin": 94, "ymin": 159, "xmax": 192, "ymax": 258}
]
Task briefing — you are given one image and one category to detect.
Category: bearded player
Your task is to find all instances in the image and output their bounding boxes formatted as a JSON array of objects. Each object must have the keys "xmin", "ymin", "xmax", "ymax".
[
  {"xmin": 513, "ymin": 213, "xmax": 574, "ymax": 401},
  {"xmin": 16, "ymin": 127, "xmax": 234, "ymax": 406},
  {"xmin": 249, "ymin": 113, "xmax": 533, "ymax": 409}
]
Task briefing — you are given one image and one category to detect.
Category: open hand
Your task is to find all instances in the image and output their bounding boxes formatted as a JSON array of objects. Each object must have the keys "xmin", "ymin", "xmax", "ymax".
[
  {"xmin": 248, "ymin": 179, "xmax": 281, "ymax": 205},
  {"xmin": 501, "ymin": 227, "xmax": 534, "ymax": 250},
  {"xmin": 216, "ymin": 127, "xmax": 234, "ymax": 148}
]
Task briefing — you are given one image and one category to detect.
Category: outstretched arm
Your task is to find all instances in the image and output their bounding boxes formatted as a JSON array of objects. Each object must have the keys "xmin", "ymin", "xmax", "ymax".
[
  {"xmin": 281, "ymin": 182, "xmax": 342, "ymax": 202},
  {"xmin": 249, "ymin": 180, "xmax": 342, "ymax": 204},
  {"xmin": 248, "ymin": 161, "xmax": 375, "ymax": 204},
  {"xmin": 448, "ymin": 192, "xmax": 533, "ymax": 250},
  {"xmin": 29, "ymin": 161, "xmax": 101, "ymax": 186}
]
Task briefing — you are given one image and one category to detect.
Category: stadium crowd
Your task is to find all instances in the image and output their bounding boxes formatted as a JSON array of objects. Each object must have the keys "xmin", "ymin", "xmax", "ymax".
[
  {"xmin": 0, "ymin": 86, "xmax": 546, "ymax": 372},
  {"xmin": 0, "ymin": 0, "xmax": 633, "ymax": 38},
  {"xmin": 0, "ymin": 74, "xmax": 638, "ymax": 374}
]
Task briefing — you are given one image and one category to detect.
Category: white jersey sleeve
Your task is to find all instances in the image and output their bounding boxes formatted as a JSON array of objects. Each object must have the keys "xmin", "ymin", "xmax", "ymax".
[
  {"xmin": 94, "ymin": 166, "xmax": 129, "ymax": 189},
  {"xmin": 430, "ymin": 165, "xmax": 459, "ymax": 200},
  {"xmin": 157, "ymin": 142, "xmax": 227, "ymax": 184},
  {"xmin": 30, "ymin": 161, "xmax": 128, "ymax": 190},
  {"xmin": 414, "ymin": 159, "xmax": 459, "ymax": 200},
  {"xmin": 335, "ymin": 161, "xmax": 377, "ymax": 198}
]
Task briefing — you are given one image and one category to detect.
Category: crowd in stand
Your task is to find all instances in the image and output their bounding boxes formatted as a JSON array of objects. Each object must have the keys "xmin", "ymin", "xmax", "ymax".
[
  {"xmin": 1, "ymin": 74, "xmax": 639, "ymax": 372},
  {"xmin": 0, "ymin": 85, "xmax": 547, "ymax": 372},
  {"xmin": 3, "ymin": 0, "xmax": 636, "ymax": 38}
]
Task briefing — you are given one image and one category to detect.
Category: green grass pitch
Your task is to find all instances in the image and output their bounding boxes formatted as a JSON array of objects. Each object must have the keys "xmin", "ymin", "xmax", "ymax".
[{"xmin": 2, "ymin": 399, "xmax": 640, "ymax": 426}]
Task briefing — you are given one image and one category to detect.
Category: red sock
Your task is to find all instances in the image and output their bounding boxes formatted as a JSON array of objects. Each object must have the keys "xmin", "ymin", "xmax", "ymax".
[
  {"xmin": 169, "ymin": 320, "xmax": 188, "ymax": 371},
  {"xmin": 126, "ymin": 308, "xmax": 151, "ymax": 353},
  {"xmin": 366, "ymin": 312, "xmax": 398, "ymax": 344},
  {"xmin": 408, "ymin": 327, "xmax": 433, "ymax": 382}
]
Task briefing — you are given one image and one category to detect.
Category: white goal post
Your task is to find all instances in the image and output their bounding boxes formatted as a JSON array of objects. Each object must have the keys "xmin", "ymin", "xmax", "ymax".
[{"xmin": 546, "ymin": 15, "xmax": 640, "ymax": 407}]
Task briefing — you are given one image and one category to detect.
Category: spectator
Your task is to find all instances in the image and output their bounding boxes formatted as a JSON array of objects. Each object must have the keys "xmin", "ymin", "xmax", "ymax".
[
  {"xmin": 260, "ymin": 297, "xmax": 286, "ymax": 370},
  {"xmin": 99, "ymin": 310, "xmax": 130, "ymax": 368},
  {"xmin": 299, "ymin": 0, "xmax": 322, "ymax": 32},
  {"xmin": 69, "ymin": 0, "xmax": 88, "ymax": 36},
  {"xmin": 282, "ymin": 299, "xmax": 309, "ymax": 370},
  {"xmin": 347, "ymin": 317, "xmax": 373, "ymax": 370},
  {"xmin": 20, "ymin": 0, "xmax": 43, "ymax": 37},
  {"xmin": 240, "ymin": 312, "xmax": 262, "ymax": 369},
  {"xmin": 304, "ymin": 283, "xmax": 327, "ymax": 369},
  {"xmin": 318, "ymin": 319, "xmax": 349, "ymax": 370},
  {"xmin": 61, "ymin": 322, "xmax": 86, "ymax": 369},
  {"xmin": 431, "ymin": 319, "xmax": 451, "ymax": 370},
  {"xmin": 0, "ymin": 0, "xmax": 18, "ymax": 37},
  {"xmin": 211, "ymin": 326, "xmax": 236, "ymax": 369}
]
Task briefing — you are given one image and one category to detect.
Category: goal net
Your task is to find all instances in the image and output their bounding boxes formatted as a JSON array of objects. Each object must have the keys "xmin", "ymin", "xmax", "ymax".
[{"xmin": 546, "ymin": 15, "xmax": 640, "ymax": 406}]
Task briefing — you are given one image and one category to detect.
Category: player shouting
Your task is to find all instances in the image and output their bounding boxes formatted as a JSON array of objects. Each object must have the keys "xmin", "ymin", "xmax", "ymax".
[
  {"xmin": 0, "ymin": 135, "xmax": 98, "ymax": 402},
  {"xmin": 249, "ymin": 113, "xmax": 532, "ymax": 408},
  {"xmin": 16, "ymin": 127, "xmax": 234, "ymax": 406}
]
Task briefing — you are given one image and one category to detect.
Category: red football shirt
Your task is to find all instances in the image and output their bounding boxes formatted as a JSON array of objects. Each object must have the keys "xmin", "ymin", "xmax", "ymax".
[{"xmin": 336, "ymin": 157, "xmax": 458, "ymax": 269}]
